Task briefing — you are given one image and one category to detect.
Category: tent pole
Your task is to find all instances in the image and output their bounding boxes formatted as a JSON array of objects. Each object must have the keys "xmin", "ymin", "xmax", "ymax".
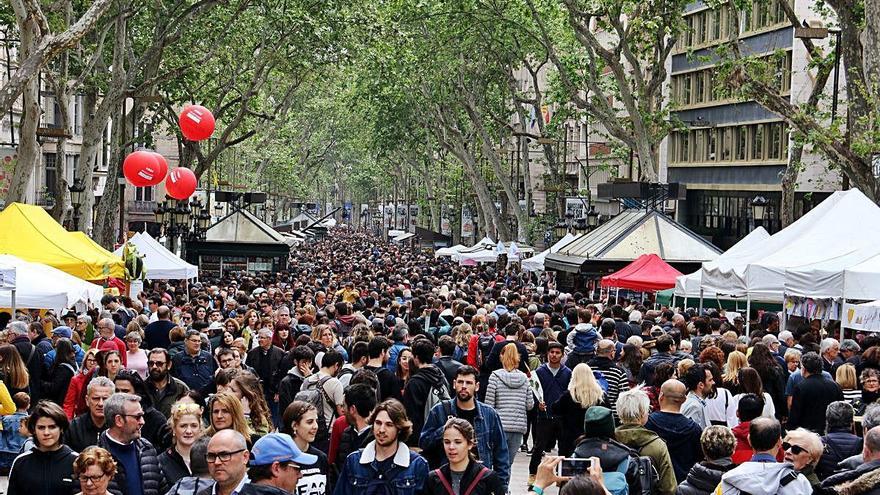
[
  {"xmin": 672, "ymin": 295, "xmax": 676, "ymax": 310},
  {"xmin": 615, "ymin": 287, "xmax": 620, "ymax": 304},
  {"xmin": 840, "ymin": 298, "xmax": 846, "ymax": 341},
  {"xmin": 699, "ymin": 289, "xmax": 704, "ymax": 314},
  {"xmin": 745, "ymin": 297, "xmax": 752, "ymax": 336},
  {"xmin": 10, "ymin": 289, "xmax": 15, "ymax": 316}
]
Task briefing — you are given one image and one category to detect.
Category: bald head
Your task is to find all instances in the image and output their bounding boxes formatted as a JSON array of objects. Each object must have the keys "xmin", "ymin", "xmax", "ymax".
[
  {"xmin": 210, "ymin": 429, "xmax": 247, "ymax": 451},
  {"xmin": 597, "ymin": 339, "xmax": 615, "ymax": 357},
  {"xmin": 658, "ymin": 379, "xmax": 687, "ymax": 411},
  {"xmin": 865, "ymin": 426, "xmax": 880, "ymax": 462}
]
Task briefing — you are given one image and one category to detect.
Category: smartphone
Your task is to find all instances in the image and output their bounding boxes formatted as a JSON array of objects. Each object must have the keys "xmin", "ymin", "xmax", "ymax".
[{"xmin": 556, "ymin": 457, "xmax": 593, "ymax": 477}]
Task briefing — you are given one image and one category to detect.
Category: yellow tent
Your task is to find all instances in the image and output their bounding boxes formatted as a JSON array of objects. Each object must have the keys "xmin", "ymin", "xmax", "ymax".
[{"xmin": 0, "ymin": 203, "xmax": 125, "ymax": 280}]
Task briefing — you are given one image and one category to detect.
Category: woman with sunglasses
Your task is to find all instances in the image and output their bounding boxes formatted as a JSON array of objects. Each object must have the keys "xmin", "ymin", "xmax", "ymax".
[
  {"xmin": 7, "ymin": 400, "xmax": 78, "ymax": 495},
  {"xmin": 782, "ymin": 428, "xmax": 823, "ymax": 490},
  {"xmin": 73, "ymin": 447, "xmax": 116, "ymax": 495}
]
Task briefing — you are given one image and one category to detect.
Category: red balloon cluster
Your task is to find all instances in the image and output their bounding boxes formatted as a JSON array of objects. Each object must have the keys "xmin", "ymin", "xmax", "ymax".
[
  {"xmin": 123, "ymin": 149, "xmax": 168, "ymax": 187},
  {"xmin": 165, "ymin": 167, "xmax": 197, "ymax": 200},
  {"xmin": 179, "ymin": 105, "xmax": 215, "ymax": 141}
]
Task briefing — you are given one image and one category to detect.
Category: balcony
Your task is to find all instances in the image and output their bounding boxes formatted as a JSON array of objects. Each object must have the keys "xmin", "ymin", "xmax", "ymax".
[
  {"xmin": 128, "ymin": 200, "xmax": 157, "ymax": 214},
  {"xmin": 35, "ymin": 191, "xmax": 56, "ymax": 208}
]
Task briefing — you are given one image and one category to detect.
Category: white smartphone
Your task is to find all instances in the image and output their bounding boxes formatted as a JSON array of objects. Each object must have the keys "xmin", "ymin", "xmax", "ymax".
[{"xmin": 556, "ymin": 457, "xmax": 593, "ymax": 477}]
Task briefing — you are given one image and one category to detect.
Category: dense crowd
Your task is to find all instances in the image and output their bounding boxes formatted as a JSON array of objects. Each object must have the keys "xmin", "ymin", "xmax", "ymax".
[{"xmin": 0, "ymin": 230, "xmax": 879, "ymax": 495}]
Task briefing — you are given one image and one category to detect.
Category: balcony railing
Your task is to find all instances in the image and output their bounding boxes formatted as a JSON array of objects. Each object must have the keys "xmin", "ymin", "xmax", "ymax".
[
  {"xmin": 128, "ymin": 200, "xmax": 157, "ymax": 213},
  {"xmin": 35, "ymin": 191, "xmax": 56, "ymax": 208}
]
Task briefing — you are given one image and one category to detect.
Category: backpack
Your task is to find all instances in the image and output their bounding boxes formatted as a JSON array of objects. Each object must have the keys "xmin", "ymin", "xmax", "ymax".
[
  {"xmin": 423, "ymin": 376, "xmax": 451, "ymax": 422},
  {"xmin": 333, "ymin": 319, "xmax": 353, "ymax": 337},
  {"xmin": 433, "ymin": 466, "xmax": 489, "ymax": 495},
  {"xmin": 295, "ymin": 376, "xmax": 335, "ymax": 442},
  {"xmin": 593, "ymin": 370, "xmax": 609, "ymax": 394},
  {"xmin": 632, "ymin": 437, "xmax": 660, "ymax": 495},
  {"xmin": 476, "ymin": 332, "xmax": 496, "ymax": 369}
]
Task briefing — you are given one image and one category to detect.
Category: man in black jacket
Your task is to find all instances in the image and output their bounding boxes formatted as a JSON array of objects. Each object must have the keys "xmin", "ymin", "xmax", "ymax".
[
  {"xmin": 788, "ymin": 352, "xmax": 844, "ymax": 434},
  {"xmin": 435, "ymin": 336, "xmax": 463, "ymax": 392},
  {"xmin": 246, "ymin": 328, "xmax": 285, "ymax": 426},
  {"xmin": 818, "ymin": 426, "xmax": 880, "ymax": 495},
  {"xmin": 334, "ymin": 383, "xmax": 377, "ymax": 470},
  {"xmin": 97, "ymin": 392, "xmax": 167, "ymax": 495},
  {"xmin": 402, "ymin": 339, "xmax": 449, "ymax": 445},
  {"xmin": 66, "ymin": 376, "xmax": 115, "ymax": 452},
  {"xmin": 8, "ymin": 321, "xmax": 43, "ymax": 402}
]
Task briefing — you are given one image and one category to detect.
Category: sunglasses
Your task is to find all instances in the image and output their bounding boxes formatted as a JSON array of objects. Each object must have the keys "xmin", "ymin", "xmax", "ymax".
[{"xmin": 782, "ymin": 442, "xmax": 808, "ymax": 455}]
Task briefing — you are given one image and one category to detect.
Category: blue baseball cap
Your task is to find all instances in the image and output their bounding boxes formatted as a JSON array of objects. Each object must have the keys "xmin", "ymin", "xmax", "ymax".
[
  {"xmin": 249, "ymin": 433, "xmax": 317, "ymax": 466},
  {"xmin": 52, "ymin": 326, "xmax": 73, "ymax": 339}
]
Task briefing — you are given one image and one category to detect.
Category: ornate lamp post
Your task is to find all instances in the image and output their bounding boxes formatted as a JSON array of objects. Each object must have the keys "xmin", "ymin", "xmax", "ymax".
[{"xmin": 68, "ymin": 178, "xmax": 87, "ymax": 231}]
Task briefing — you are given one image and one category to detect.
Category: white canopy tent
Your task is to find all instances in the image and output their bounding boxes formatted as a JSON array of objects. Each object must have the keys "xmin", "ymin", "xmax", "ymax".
[
  {"xmin": 701, "ymin": 190, "xmax": 880, "ymax": 300},
  {"xmin": 435, "ymin": 244, "xmax": 466, "ymax": 258},
  {"xmin": 114, "ymin": 232, "xmax": 199, "ymax": 280},
  {"xmin": 522, "ymin": 233, "xmax": 576, "ymax": 272},
  {"xmin": 674, "ymin": 227, "xmax": 770, "ymax": 299},
  {"xmin": 0, "ymin": 254, "xmax": 103, "ymax": 310}
]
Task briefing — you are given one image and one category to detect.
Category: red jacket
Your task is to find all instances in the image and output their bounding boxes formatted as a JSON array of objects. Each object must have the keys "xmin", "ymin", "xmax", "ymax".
[
  {"xmin": 63, "ymin": 369, "xmax": 92, "ymax": 419},
  {"xmin": 731, "ymin": 421, "xmax": 784, "ymax": 465}
]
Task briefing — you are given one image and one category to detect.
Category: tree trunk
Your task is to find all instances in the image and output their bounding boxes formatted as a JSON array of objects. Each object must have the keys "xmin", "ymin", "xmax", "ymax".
[
  {"xmin": 93, "ymin": 104, "xmax": 126, "ymax": 248},
  {"xmin": 780, "ymin": 143, "xmax": 803, "ymax": 227},
  {"xmin": 5, "ymin": 2, "xmax": 41, "ymax": 206}
]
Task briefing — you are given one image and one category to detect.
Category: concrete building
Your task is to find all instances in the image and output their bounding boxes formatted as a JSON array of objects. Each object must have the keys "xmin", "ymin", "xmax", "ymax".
[{"xmin": 665, "ymin": 0, "xmax": 841, "ymax": 248}]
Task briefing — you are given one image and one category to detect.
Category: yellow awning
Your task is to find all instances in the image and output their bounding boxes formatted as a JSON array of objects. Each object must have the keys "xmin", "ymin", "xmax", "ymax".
[{"xmin": 0, "ymin": 203, "xmax": 125, "ymax": 280}]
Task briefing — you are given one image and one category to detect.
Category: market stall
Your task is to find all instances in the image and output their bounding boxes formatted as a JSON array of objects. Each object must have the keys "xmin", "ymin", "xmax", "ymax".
[
  {"xmin": 113, "ymin": 232, "xmax": 199, "ymax": 280},
  {"xmin": 0, "ymin": 202, "xmax": 125, "ymax": 280},
  {"xmin": 522, "ymin": 233, "xmax": 576, "ymax": 272},
  {"xmin": 0, "ymin": 254, "xmax": 103, "ymax": 310},
  {"xmin": 601, "ymin": 254, "xmax": 683, "ymax": 292}
]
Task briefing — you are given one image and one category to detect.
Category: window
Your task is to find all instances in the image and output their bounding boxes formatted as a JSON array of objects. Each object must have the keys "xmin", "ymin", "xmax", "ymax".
[
  {"xmin": 768, "ymin": 123, "xmax": 784, "ymax": 159},
  {"xmin": 679, "ymin": 131, "xmax": 690, "ymax": 163},
  {"xmin": 682, "ymin": 73, "xmax": 692, "ymax": 105},
  {"xmin": 698, "ymin": 12, "xmax": 709, "ymax": 44},
  {"xmin": 751, "ymin": 124, "xmax": 765, "ymax": 160},
  {"xmin": 135, "ymin": 187, "xmax": 154, "ymax": 202},
  {"xmin": 735, "ymin": 125, "xmax": 748, "ymax": 160},
  {"xmin": 712, "ymin": 9, "xmax": 722, "ymax": 41},
  {"xmin": 706, "ymin": 128, "xmax": 717, "ymax": 161},
  {"xmin": 695, "ymin": 72, "xmax": 705, "ymax": 104},
  {"xmin": 44, "ymin": 154, "xmax": 56, "ymax": 189},
  {"xmin": 720, "ymin": 127, "xmax": 733, "ymax": 161}
]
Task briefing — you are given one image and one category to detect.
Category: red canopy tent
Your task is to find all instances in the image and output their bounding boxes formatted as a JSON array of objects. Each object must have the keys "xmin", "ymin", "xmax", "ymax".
[{"xmin": 600, "ymin": 254, "xmax": 683, "ymax": 292}]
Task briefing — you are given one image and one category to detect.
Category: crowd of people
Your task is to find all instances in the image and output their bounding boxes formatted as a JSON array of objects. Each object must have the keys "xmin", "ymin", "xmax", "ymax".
[{"xmin": 0, "ymin": 230, "xmax": 879, "ymax": 495}]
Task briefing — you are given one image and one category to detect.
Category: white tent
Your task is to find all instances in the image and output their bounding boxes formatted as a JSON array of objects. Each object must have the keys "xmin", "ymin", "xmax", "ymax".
[
  {"xmin": 114, "ymin": 233, "xmax": 199, "ymax": 280},
  {"xmin": 435, "ymin": 244, "xmax": 466, "ymax": 258},
  {"xmin": 838, "ymin": 254, "xmax": 880, "ymax": 301},
  {"xmin": 0, "ymin": 254, "xmax": 103, "ymax": 310},
  {"xmin": 701, "ymin": 190, "xmax": 880, "ymax": 300},
  {"xmin": 674, "ymin": 227, "xmax": 770, "ymax": 299},
  {"xmin": 522, "ymin": 233, "xmax": 576, "ymax": 272}
]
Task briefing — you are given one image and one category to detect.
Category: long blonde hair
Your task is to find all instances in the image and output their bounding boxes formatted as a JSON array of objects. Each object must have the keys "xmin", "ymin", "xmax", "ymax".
[
  {"xmin": 500, "ymin": 343, "xmax": 519, "ymax": 372},
  {"xmin": 722, "ymin": 351, "xmax": 747, "ymax": 384},
  {"xmin": 0, "ymin": 344, "xmax": 29, "ymax": 389},
  {"xmin": 452, "ymin": 323, "xmax": 473, "ymax": 349},
  {"xmin": 569, "ymin": 363, "xmax": 604, "ymax": 408},
  {"xmin": 205, "ymin": 392, "xmax": 253, "ymax": 439}
]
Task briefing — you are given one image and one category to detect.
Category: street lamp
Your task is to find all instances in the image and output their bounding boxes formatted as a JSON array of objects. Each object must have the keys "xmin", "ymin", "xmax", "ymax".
[
  {"xmin": 68, "ymin": 178, "xmax": 87, "ymax": 230},
  {"xmin": 587, "ymin": 205, "xmax": 599, "ymax": 229},
  {"xmin": 751, "ymin": 195, "xmax": 769, "ymax": 226},
  {"xmin": 554, "ymin": 220, "xmax": 568, "ymax": 240}
]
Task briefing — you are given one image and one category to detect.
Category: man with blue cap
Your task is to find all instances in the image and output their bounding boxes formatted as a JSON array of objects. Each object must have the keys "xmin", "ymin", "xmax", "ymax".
[{"xmin": 241, "ymin": 432, "xmax": 317, "ymax": 495}]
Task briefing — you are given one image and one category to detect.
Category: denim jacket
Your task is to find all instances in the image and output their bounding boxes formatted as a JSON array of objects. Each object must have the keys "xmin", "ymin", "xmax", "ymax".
[
  {"xmin": 171, "ymin": 350, "xmax": 217, "ymax": 391},
  {"xmin": 333, "ymin": 441, "xmax": 428, "ymax": 495},
  {"xmin": 419, "ymin": 400, "xmax": 510, "ymax": 489}
]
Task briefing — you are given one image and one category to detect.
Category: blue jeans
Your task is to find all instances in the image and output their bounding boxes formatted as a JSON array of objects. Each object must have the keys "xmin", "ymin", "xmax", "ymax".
[{"xmin": 505, "ymin": 432, "xmax": 524, "ymax": 471}]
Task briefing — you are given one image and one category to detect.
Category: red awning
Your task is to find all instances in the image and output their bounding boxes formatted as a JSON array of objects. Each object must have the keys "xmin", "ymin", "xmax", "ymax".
[{"xmin": 600, "ymin": 254, "xmax": 683, "ymax": 292}]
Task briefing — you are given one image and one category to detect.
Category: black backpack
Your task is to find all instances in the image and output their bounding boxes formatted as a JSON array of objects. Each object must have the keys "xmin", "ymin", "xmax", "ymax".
[{"xmin": 476, "ymin": 332, "xmax": 495, "ymax": 370}]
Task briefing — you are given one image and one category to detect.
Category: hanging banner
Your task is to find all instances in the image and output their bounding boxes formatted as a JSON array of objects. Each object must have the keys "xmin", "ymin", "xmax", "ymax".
[
  {"xmin": 441, "ymin": 205, "xmax": 452, "ymax": 236},
  {"xmin": 461, "ymin": 207, "xmax": 474, "ymax": 239}
]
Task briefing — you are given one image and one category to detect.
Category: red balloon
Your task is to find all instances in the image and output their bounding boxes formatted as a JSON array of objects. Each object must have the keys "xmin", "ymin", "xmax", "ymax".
[
  {"xmin": 123, "ymin": 150, "xmax": 161, "ymax": 187},
  {"xmin": 147, "ymin": 152, "xmax": 169, "ymax": 186},
  {"xmin": 178, "ymin": 105, "xmax": 215, "ymax": 141},
  {"xmin": 165, "ymin": 167, "xmax": 197, "ymax": 199}
]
